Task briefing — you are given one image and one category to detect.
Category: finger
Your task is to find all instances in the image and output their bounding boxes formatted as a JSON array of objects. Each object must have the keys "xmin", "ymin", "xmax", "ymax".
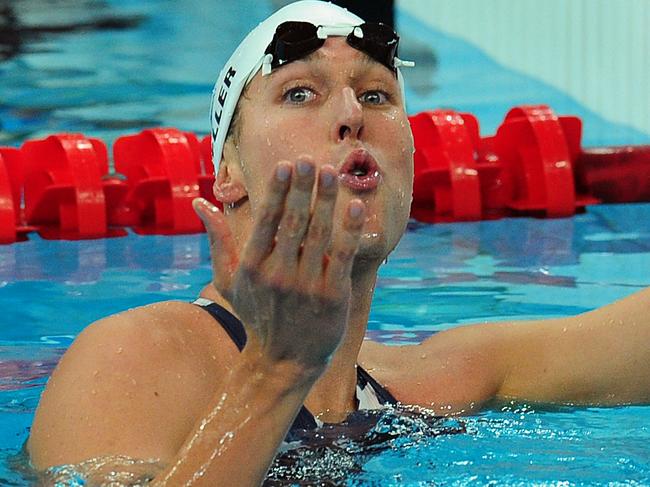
[
  {"xmin": 272, "ymin": 158, "xmax": 317, "ymax": 269},
  {"xmin": 239, "ymin": 161, "xmax": 292, "ymax": 268},
  {"xmin": 193, "ymin": 198, "xmax": 238, "ymax": 291},
  {"xmin": 298, "ymin": 165, "xmax": 338, "ymax": 280},
  {"xmin": 324, "ymin": 199, "xmax": 365, "ymax": 289}
]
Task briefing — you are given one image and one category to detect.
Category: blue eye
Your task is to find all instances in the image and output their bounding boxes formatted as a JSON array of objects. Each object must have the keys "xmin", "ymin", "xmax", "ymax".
[
  {"xmin": 359, "ymin": 90, "xmax": 389, "ymax": 105},
  {"xmin": 284, "ymin": 87, "xmax": 315, "ymax": 104}
]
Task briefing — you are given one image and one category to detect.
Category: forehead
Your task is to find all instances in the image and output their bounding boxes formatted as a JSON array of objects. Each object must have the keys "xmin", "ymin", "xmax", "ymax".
[{"xmin": 301, "ymin": 36, "xmax": 370, "ymax": 61}]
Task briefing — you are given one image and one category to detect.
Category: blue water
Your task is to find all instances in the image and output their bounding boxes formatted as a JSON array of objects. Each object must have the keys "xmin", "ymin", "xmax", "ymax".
[{"xmin": 1, "ymin": 0, "xmax": 650, "ymax": 485}]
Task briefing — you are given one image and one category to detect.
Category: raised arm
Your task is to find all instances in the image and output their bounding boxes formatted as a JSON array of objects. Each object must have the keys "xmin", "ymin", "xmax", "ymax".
[
  {"xmin": 152, "ymin": 160, "xmax": 366, "ymax": 486},
  {"xmin": 29, "ymin": 159, "xmax": 366, "ymax": 486}
]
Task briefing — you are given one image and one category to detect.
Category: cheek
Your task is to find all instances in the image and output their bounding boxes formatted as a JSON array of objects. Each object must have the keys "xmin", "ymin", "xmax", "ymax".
[
  {"xmin": 236, "ymin": 114, "xmax": 328, "ymax": 211},
  {"xmin": 253, "ymin": 114, "xmax": 326, "ymax": 162},
  {"xmin": 374, "ymin": 112, "xmax": 414, "ymax": 178}
]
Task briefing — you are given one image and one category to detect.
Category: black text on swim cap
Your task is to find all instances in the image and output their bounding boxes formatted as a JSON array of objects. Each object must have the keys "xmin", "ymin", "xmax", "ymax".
[{"xmin": 212, "ymin": 66, "xmax": 237, "ymax": 141}]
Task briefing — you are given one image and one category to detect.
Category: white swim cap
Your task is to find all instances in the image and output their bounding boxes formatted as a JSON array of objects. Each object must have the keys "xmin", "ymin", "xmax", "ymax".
[{"xmin": 209, "ymin": 0, "xmax": 410, "ymax": 173}]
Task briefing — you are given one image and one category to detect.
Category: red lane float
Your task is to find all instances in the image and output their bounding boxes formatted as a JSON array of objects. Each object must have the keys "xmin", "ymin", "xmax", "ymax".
[
  {"xmin": 0, "ymin": 104, "xmax": 648, "ymax": 244},
  {"xmin": 494, "ymin": 105, "xmax": 598, "ymax": 217},
  {"xmin": 21, "ymin": 134, "xmax": 127, "ymax": 240},
  {"xmin": 410, "ymin": 110, "xmax": 482, "ymax": 223},
  {"xmin": 114, "ymin": 128, "xmax": 205, "ymax": 234},
  {"xmin": 409, "ymin": 104, "xmax": 601, "ymax": 221},
  {"xmin": 576, "ymin": 146, "xmax": 650, "ymax": 203},
  {"xmin": 199, "ymin": 135, "xmax": 217, "ymax": 204},
  {"xmin": 0, "ymin": 148, "xmax": 26, "ymax": 243}
]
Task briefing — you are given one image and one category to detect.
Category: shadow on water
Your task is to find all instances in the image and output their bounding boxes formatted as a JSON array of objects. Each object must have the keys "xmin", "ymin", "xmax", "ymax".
[{"xmin": 0, "ymin": 0, "xmax": 145, "ymax": 61}]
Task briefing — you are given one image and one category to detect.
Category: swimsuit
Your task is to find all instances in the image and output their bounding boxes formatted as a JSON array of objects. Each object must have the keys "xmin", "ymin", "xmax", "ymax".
[{"xmin": 192, "ymin": 298, "xmax": 397, "ymax": 436}]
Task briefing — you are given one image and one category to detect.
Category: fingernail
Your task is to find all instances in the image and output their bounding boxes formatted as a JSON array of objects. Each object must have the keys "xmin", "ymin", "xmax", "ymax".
[
  {"xmin": 297, "ymin": 160, "xmax": 313, "ymax": 176},
  {"xmin": 195, "ymin": 198, "xmax": 219, "ymax": 214},
  {"xmin": 193, "ymin": 197, "xmax": 206, "ymax": 209},
  {"xmin": 321, "ymin": 171, "xmax": 335, "ymax": 187},
  {"xmin": 276, "ymin": 163, "xmax": 290, "ymax": 181},
  {"xmin": 349, "ymin": 201, "xmax": 364, "ymax": 218}
]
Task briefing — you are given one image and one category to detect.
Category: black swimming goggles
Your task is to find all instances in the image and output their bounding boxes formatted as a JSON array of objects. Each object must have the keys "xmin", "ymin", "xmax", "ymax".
[{"xmin": 261, "ymin": 21, "xmax": 414, "ymax": 76}]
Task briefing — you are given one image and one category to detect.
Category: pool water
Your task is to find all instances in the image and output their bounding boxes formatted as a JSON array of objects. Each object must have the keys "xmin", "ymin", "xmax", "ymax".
[
  {"xmin": 1, "ymin": 204, "xmax": 649, "ymax": 485},
  {"xmin": 1, "ymin": 0, "xmax": 649, "ymax": 485}
]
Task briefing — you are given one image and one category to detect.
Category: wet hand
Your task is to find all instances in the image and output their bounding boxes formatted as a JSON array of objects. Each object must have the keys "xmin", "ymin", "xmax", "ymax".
[{"xmin": 193, "ymin": 159, "xmax": 365, "ymax": 369}]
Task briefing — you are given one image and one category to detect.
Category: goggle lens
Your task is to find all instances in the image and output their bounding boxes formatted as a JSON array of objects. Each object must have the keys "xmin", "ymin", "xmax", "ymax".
[{"xmin": 265, "ymin": 21, "xmax": 400, "ymax": 73}]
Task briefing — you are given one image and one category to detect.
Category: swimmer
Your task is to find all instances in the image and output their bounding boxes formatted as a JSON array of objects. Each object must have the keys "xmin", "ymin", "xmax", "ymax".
[{"xmin": 27, "ymin": 1, "xmax": 650, "ymax": 485}]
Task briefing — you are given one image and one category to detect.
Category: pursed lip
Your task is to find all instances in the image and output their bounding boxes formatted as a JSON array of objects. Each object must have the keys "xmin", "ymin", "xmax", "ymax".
[{"xmin": 337, "ymin": 148, "xmax": 381, "ymax": 192}]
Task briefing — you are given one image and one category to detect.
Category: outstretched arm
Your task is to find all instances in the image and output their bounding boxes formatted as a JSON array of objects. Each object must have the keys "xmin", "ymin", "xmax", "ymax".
[
  {"xmin": 29, "ymin": 159, "xmax": 366, "ymax": 486},
  {"xmin": 496, "ymin": 286, "xmax": 650, "ymax": 405},
  {"xmin": 390, "ymin": 287, "xmax": 650, "ymax": 413}
]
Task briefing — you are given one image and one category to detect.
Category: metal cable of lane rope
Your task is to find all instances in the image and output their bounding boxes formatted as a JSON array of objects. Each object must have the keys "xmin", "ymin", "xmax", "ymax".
[{"xmin": 1, "ymin": 104, "xmax": 649, "ymax": 245}]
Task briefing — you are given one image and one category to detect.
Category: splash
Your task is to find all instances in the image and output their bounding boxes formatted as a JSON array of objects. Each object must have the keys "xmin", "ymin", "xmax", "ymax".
[{"xmin": 265, "ymin": 404, "xmax": 464, "ymax": 485}]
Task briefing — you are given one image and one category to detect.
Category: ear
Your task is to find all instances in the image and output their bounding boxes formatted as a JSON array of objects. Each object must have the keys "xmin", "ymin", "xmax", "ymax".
[{"xmin": 212, "ymin": 139, "xmax": 248, "ymax": 205}]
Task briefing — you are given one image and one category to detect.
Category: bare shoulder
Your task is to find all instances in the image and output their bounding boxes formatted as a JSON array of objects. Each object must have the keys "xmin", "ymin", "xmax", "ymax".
[{"xmin": 28, "ymin": 300, "xmax": 239, "ymax": 470}]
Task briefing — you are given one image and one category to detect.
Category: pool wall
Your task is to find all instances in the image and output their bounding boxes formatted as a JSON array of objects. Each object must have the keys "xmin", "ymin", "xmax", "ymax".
[{"xmin": 399, "ymin": 0, "xmax": 650, "ymax": 144}]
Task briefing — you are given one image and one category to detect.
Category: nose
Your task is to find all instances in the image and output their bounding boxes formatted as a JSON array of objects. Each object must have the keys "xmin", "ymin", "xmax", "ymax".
[{"xmin": 332, "ymin": 86, "xmax": 364, "ymax": 142}]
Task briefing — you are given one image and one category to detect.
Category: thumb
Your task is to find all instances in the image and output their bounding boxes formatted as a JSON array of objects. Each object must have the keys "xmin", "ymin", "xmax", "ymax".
[{"xmin": 193, "ymin": 198, "xmax": 239, "ymax": 293}]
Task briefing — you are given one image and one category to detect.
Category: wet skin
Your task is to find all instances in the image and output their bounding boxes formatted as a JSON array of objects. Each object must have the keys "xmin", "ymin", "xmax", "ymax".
[{"xmin": 27, "ymin": 36, "xmax": 650, "ymax": 486}]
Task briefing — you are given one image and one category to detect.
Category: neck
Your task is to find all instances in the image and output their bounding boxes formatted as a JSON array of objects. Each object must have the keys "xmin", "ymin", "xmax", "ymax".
[{"xmin": 303, "ymin": 257, "xmax": 380, "ymax": 420}]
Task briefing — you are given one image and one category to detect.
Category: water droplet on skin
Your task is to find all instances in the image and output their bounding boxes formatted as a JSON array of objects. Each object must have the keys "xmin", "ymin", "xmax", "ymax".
[
  {"xmin": 131, "ymin": 378, "xmax": 137, "ymax": 385},
  {"xmin": 91, "ymin": 389, "xmax": 97, "ymax": 395},
  {"xmin": 562, "ymin": 327, "xmax": 568, "ymax": 332},
  {"xmin": 116, "ymin": 347, "xmax": 123, "ymax": 354},
  {"xmin": 420, "ymin": 353, "xmax": 427, "ymax": 359},
  {"xmin": 93, "ymin": 370, "xmax": 98, "ymax": 377}
]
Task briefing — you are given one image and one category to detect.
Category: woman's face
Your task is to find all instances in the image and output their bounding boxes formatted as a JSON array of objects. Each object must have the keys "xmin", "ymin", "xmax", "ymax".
[{"xmin": 227, "ymin": 36, "xmax": 414, "ymax": 264}]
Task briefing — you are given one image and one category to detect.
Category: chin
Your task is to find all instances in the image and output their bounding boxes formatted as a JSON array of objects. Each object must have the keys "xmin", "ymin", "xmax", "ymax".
[
  {"xmin": 355, "ymin": 206, "xmax": 408, "ymax": 264},
  {"xmin": 355, "ymin": 231, "xmax": 391, "ymax": 263}
]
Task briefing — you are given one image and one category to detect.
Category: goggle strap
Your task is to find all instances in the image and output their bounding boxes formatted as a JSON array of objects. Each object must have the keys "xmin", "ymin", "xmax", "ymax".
[
  {"xmin": 316, "ymin": 25, "xmax": 355, "ymax": 39},
  {"xmin": 394, "ymin": 57, "xmax": 415, "ymax": 68},
  {"xmin": 262, "ymin": 53, "xmax": 274, "ymax": 76}
]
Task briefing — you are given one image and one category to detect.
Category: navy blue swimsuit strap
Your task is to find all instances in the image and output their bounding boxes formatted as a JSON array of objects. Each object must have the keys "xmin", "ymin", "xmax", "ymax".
[
  {"xmin": 198, "ymin": 300, "xmax": 248, "ymax": 351},
  {"xmin": 194, "ymin": 300, "xmax": 397, "ymax": 428}
]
